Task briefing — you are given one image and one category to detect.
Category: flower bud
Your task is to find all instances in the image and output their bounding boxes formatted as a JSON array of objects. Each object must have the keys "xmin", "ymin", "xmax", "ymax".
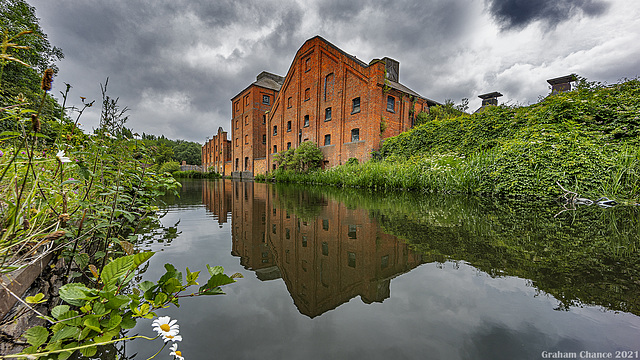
[{"xmin": 41, "ymin": 69, "xmax": 54, "ymax": 91}]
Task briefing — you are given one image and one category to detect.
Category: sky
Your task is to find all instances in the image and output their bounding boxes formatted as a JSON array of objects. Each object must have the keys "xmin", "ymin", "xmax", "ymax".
[{"xmin": 28, "ymin": 0, "xmax": 640, "ymax": 144}]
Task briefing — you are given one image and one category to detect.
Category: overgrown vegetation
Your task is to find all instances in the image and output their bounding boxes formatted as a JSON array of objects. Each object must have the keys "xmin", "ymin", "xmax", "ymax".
[
  {"xmin": 261, "ymin": 78, "xmax": 640, "ymax": 200},
  {"xmin": 0, "ymin": 2, "xmax": 232, "ymax": 358}
]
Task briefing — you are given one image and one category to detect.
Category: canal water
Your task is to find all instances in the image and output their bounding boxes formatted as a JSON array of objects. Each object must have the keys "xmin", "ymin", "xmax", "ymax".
[{"xmin": 124, "ymin": 179, "xmax": 640, "ymax": 360}]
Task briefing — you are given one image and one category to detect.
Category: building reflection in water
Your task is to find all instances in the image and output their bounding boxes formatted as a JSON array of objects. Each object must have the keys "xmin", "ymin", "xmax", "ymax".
[{"xmin": 202, "ymin": 179, "xmax": 424, "ymax": 318}]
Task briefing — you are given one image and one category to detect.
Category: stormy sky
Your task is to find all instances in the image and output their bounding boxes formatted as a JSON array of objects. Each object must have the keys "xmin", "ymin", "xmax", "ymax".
[{"xmin": 28, "ymin": 0, "xmax": 639, "ymax": 143}]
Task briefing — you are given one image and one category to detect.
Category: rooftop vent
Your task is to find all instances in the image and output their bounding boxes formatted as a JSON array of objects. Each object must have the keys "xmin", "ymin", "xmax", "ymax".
[
  {"xmin": 478, "ymin": 91, "xmax": 503, "ymax": 106},
  {"xmin": 547, "ymin": 74, "xmax": 578, "ymax": 93}
]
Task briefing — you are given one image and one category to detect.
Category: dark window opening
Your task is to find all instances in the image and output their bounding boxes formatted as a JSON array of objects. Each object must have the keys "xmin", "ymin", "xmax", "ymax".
[
  {"xmin": 287, "ymin": 121, "xmax": 292, "ymax": 132},
  {"xmin": 304, "ymin": 115, "xmax": 309, "ymax": 127},
  {"xmin": 263, "ymin": 95, "xmax": 270, "ymax": 104},
  {"xmin": 325, "ymin": 107, "xmax": 332, "ymax": 121},
  {"xmin": 324, "ymin": 134, "xmax": 331, "ymax": 146},
  {"xmin": 351, "ymin": 128, "xmax": 360, "ymax": 142},
  {"xmin": 387, "ymin": 95, "xmax": 395, "ymax": 112},
  {"xmin": 273, "ymin": 125, "xmax": 277, "ymax": 136},
  {"xmin": 352, "ymin": 97, "xmax": 360, "ymax": 114}
]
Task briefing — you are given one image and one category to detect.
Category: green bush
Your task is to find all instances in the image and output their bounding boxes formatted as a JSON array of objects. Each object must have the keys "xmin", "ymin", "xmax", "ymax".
[{"xmin": 158, "ymin": 161, "xmax": 180, "ymax": 174}]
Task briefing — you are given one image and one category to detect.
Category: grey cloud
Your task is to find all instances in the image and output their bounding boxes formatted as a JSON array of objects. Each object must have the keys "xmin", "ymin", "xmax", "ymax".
[{"xmin": 486, "ymin": 0, "xmax": 610, "ymax": 31}]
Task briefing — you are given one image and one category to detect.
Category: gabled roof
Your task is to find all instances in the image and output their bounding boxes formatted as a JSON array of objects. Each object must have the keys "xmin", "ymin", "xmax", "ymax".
[{"xmin": 231, "ymin": 71, "xmax": 284, "ymax": 101}]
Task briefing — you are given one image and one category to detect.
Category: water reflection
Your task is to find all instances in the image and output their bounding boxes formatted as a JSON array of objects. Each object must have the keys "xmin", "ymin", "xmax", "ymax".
[
  {"xmin": 200, "ymin": 179, "xmax": 640, "ymax": 318},
  {"xmin": 201, "ymin": 180, "xmax": 422, "ymax": 317}
]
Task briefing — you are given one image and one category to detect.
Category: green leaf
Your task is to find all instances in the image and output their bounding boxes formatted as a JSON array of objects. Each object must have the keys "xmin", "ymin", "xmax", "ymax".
[
  {"xmin": 83, "ymin": 316, "xmax": 101, "ymax": 332},
  {"xmin": 138, "ymin": 280, "xmax": 155, "ymax": 293},
  {"xmin": 186, "ymin": 267, "xmax": 200, "ymax": 286},
  {"xmin": 206, "ymin": 265, "xmax": 224, "ymax": 276},
  {"xmin": 58, "ymin": 283, "xmax": 96, "ymax": 306},
  {"xmin": 25, "ymin": 292, "xmax": 45, "ymax": 304},
  {"xmin": 79, "ymin": 344, "xmax": 97, "ymax": 357},
  {"xmin": 74, "ymin": 253, "xmax": 89, "ymax": 269},
  {"xmin": 57, "ymin": 311, "xmax": 81, "ymax": 326},
  {"xmin": 100, "ymin": 255, "xmax": 135, "ymax": 290},
  {"xmin": 24, "ymin": 326, "xmax": 49, "ymax": 348},
  {"xmin": 51, "ymin": 305, "xmax": 70, "ymax": 320},
  {"xmin": 121, "ymin": 315, "xmax": 137, "ymax": 329},
  {"xmin": 154, "ymin": 292, "xmax": 168, "ymax": 306},
  {"xmin": 93, "ymin": 302, "xmax": 108, "ymax": 317},
  {"xmin": 50, "ymin": 326, "xmax": 79, "ymax": 343},
  {"xmin": 105, "ymin": 313, "xmax": 122, "ymax": 330},
  {"xmin": 161, "ymin": 277, "xmax": 182, "ymax": 293}
]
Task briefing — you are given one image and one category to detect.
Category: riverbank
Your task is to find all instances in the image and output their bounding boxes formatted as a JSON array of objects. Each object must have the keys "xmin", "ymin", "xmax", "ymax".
[{"xmin": 259, "ymin": 78, "xmax": 640, "ymax": 200}]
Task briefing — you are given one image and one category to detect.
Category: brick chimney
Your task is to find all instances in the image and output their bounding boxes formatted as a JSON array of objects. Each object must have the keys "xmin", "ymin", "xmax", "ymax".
[{"xmin": 547, "ymin": 74, "xmax": 578, "ymax": 93}]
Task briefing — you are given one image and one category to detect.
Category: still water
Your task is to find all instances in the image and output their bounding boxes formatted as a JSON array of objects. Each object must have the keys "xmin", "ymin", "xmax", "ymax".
[{"xmin": 124, "ymin": 179, "xmax": 640, "ymax": 360}]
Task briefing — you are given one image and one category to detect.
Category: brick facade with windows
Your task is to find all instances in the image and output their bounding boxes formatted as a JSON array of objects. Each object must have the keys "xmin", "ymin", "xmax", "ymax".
[
  {"xmin": 266, "ymin": 36, "xmax": 438, "ymax": 172},
  {"xmin": 202, "ymin": 127, "xmax": 231, "ymax": 175},
  {"xmin": 230, "ymin": 71, "xmax": 284, "ymax": 177}
]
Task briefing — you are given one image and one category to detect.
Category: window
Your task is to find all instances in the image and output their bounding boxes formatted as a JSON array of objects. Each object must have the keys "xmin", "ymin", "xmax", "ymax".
[
  {"xmin": 286, "ymin": 228, "xmax": 290, "ymax": 239},
  {"xmin": 305, "ymin": 57, "xmax": 311, "ymax": 72},
  {"xmin": 322, "ymin": 242, "xmax": 329, "ymax": 256},
  {"xmin": 244, "ymin": 95, "xmax": 249, "ymax": 106},
  {"xmin": 235, "ymin": 138, "xmax": 239, "ymax": 147},
  {"xmin": 235, "ymin": 158, "xmax": 238, "ymax": 171},
  {"xmin": 304, "ymin": 88, "xmax": 310, "ymax": 101},
  {"xmin": 235, "ymin": 120, "xmax": 239, "ymax": 129},
  {"xmin": 263, "ymin": 114, "xmax": 266, "ymax": 124},
  {"xmin": 387, "ymin": 95, "xmax": 395, "ymax": 112},
  {"xmin": 287, "ymin": 121, "xmax": 292, "ymax": 132},
  {"xmin": 287, "ymin": 142, "xmax": 291, "ymax": 150},
  {"xmin": 348, "ymin": 225, "xmax": 357, "ymax": 239},
  {"xmin": 324, "ymin": 134, "xmax": 331, "ymax": 146},
  {"xmin": 322, "ymin": 219, "xmax": 329, "ymax": 231},
  {"xmin": 262, "ymin": 95, "xmax": 270, "ymax": 105},
  {"xmin": 304, "ymin": 115, "xmax": 309, "ymax": 127},
  {"xmin": 272, "ymin": 224, "xmax": 276, "ymax": 234},
  {"xmin": 302, "ymin": 236, "xmax": 308, "ymax": 247},
  {"xmin": 273, "ymin": 125, "xmax": 277, "ymax": 136},
  {"xmin": 262, "ymin": 135, "xmax": 266, "ymax": 144},
  {"xmin": 244, "ymin": 157, "xmax": 249, "ymax": 170},
  {"xmin": 287, "ymin": 97, "xmax": 292, "ymax": 108},
  {"xmin": 348, "ymin": 252, "xmax": 356, "ymax": 268},
  {"xmin": 325, "ymin": 107, "xmax": 332, "ymax": 121},
  {"xmin": 234, "ymin": 101, "xmax": 239, "ymax": 112},
  {"xmin": 324, "ymin": 73, "xmax": 334, "ymax": 101},
  {"xmin": 245, "ymin": 115, "xmax": 248, "ymax": 125},
  {"xmin": 381, "ymin": 255, "xmax": 389, "ymax": 269},
  {"xmin": 273, "ymin": 145, "xmax": 277, "ymax": 153},
  {"xmin": 244, "ymin": 135, "xmax": 248, "ymax": 144},
  {"xmin": 352, "ymin": 97, "xmax": 360, "ymax": 114},
  {"xmin": 351, "ymin": 128, "xmax": 360, "ymax": 142}
]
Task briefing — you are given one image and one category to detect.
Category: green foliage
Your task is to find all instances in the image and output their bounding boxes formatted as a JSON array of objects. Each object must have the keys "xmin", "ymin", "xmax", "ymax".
[
  {"xmin": 273, "ymin": 141, "xmax": 323, "ymax": 173},
  {"xmin": 158, "ymin": 160, "xmax": 180, "ymax": 174},
  {"xmin": 413, "ymin": 98, "xmax": 468, "ymax": 127},
  {"xmin": 345, "ymin": 157, "xmax": 359, "ymax": 166},
  {"xmin": 142, "ymin": 134, "xmax": 202, "ymax": 165},
  {"xmin": 20, "ymin": 261, "xmax": 239, "ymax": 358}
]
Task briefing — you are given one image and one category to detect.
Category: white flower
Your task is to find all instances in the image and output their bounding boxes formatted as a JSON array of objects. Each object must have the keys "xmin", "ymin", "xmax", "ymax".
[
  {"xmin": 152, "ymin": 316, "xmax": 179, "ymax": 340},
  {"xmin": 169, "ymin": 343, "xmax": 184, "ymax": 360},
  {"xmin": 163, "ymin": 333, "xmax": 183, "ymax": 343},
  {"xmin": 55, "ymin": 150, "xmax": 71, "ymax": 163}
]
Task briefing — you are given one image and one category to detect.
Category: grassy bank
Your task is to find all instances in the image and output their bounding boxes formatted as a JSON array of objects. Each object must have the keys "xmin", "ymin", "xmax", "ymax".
[{"xmin": 261, "ymin": 78, "xmax": 640, "ymax": 199}]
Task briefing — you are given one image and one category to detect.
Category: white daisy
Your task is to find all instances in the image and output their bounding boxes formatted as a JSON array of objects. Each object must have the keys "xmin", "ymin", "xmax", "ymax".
[
  {"xmin": 55, "ymin": 150, "xmax": 71, "ymax": 163},
  {"xmin": 169, "ymin": 343, "xmax": 185, "ymax": 360},
  {"xmin": 151, "ymin": 316, "xmax": 179, "ymax": 340},
  {"xmin": 163, "ymin": 333, "xmax": 183, "ymax": 343}
]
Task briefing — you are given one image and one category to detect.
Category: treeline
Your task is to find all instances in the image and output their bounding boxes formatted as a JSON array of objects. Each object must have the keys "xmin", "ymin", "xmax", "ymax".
[{"xmin": 140, "ymin": 133, "xmax": 201, "ymax": 166}]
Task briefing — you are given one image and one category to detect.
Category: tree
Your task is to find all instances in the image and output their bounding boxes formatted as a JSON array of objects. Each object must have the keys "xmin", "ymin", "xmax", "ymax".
[
  {"xmin": 0, "ymin": 0, "xmax": 63, "ymax": 98},
  {"xmin": 274, "ymin": 141, "xmax": 323, "ymax": 173}
]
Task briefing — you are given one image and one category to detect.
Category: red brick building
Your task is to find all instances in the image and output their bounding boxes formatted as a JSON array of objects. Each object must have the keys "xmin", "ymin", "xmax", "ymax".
[
  {"xmin": 201, "ymin": 127, "xmax": 232, "ymax": 175},
  {"xmin": 230, "ymin": 71, "xmax": 284, "ymax": 178},
  {"xmin": 205, "ymin": 36, "xmax": 437, "ymax": 177},
  {"xmin": 265, "ymin": 36, "xmax": 438, "ymax": 173}
]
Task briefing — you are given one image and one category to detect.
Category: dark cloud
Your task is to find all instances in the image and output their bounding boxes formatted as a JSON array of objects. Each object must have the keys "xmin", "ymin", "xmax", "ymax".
[{"xmin": 486, "ymin": 0, "xmax": 610, "ymax": 30}]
